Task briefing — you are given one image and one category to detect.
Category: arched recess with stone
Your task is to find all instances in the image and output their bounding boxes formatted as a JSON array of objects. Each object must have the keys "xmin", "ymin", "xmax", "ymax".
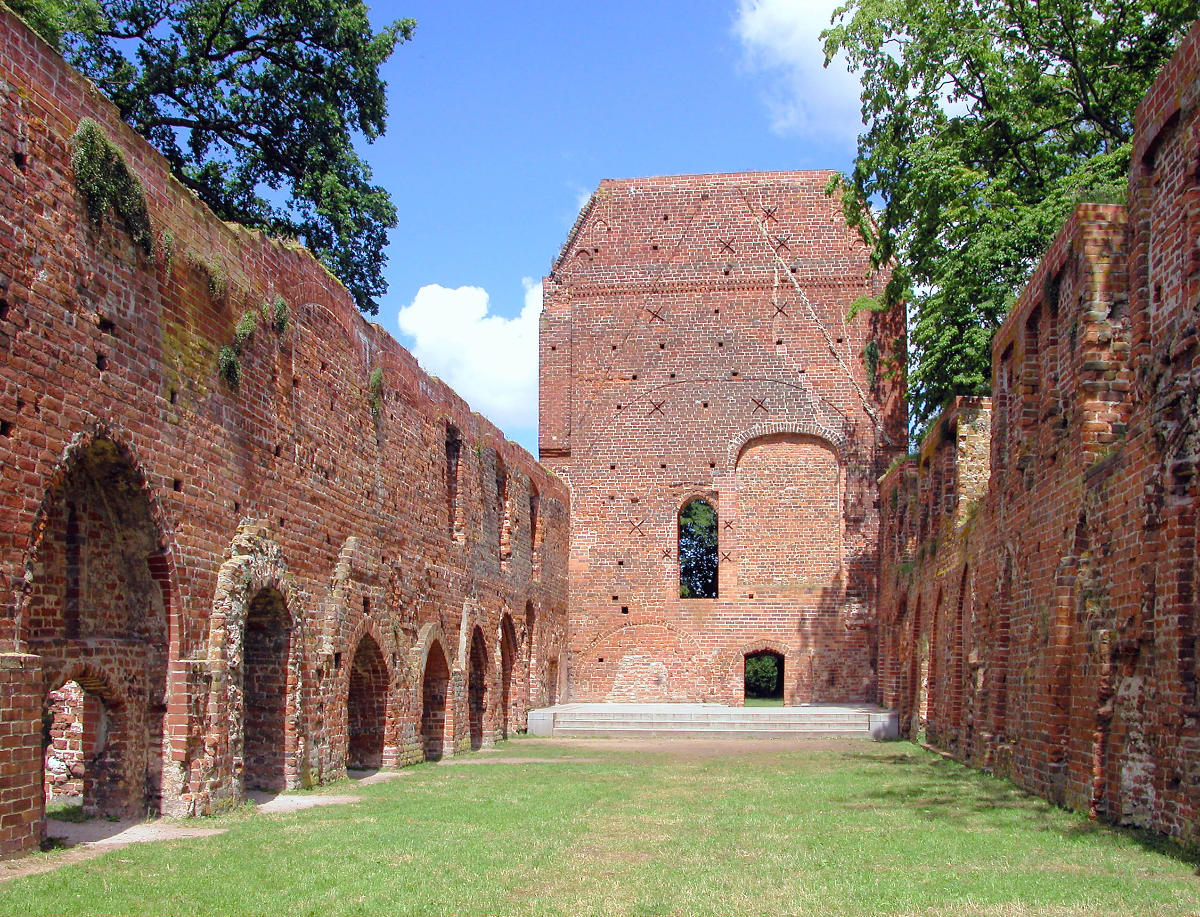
[
  {"xmin": 467, "ymin": 625, "xmax": 490, "ymax": 750},
  {"xmin": 208, "ymin": 526, "xmax": 304, "ymax": 800},
  {"xmin": 414, "ymin": 623, "xmax": 452, "ymax": 762},
  {"xmin": 497, "ymin": 613, "xmax": 519, "ymax": 738},
  {"xmin": 20, "ymin": 431, "xmax": 175, "ymax": 825},
  {"xmin": 346, "ymin": 629, "xmax": 390, "ymax": 770}
]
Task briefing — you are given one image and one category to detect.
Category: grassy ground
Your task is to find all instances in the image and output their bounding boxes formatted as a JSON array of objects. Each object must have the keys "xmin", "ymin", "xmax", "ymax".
[
  {"xmin": 3, "ymin": 738, "xmax": 1198, "ymax": 916},
  {"xmin": 742, "ymin": 696, "xmax": 784, "ymax": 707}
]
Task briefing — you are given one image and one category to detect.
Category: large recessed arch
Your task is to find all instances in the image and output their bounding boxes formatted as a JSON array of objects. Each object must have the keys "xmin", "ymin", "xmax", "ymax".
[
  {"xmin": 734, "ymin": 432, "xmax": 842, "ymax": 593},
  {"xmin": 420, "ymin": 637, "xmax": 451, "ymax": 762},
  {"xmin": 346, "ymin": 632, "xmax": 389, "ymax": 769},
  {"xmin": 210, "ymin": 525, "xmax": 304, "ymax": 799},
  {"xmin": 498, "ymin": 613, "xmax": 518, "ymax": 738},
  {"xmin": 468, "ymin": 626, "xmax": 489, "ymax": 750},
  {"xmin": 22, "ymin": 431, "xmax": 173, "ymax": 826}
]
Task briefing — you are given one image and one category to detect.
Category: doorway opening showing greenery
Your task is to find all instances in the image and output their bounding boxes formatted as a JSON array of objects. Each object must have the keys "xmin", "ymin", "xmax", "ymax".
[{"xmin": 744, "ymin": 650, "xmax": 784, "ymax": 706}]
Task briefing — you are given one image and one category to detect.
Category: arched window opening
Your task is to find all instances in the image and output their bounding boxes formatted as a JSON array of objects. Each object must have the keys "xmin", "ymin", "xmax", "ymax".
[
  {"xmin": 679, "ymin": 498, "xmax": 718, "ymax": 599},
  {"xmin": 743, "ymin": 650, "xmax": 784, "ymax": 706}
]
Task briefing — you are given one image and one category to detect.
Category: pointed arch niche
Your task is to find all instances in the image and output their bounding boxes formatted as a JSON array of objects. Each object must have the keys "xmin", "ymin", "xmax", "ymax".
[{"xmin": 734, "ymin": 432, "xmax": 842, "ymax": 593}]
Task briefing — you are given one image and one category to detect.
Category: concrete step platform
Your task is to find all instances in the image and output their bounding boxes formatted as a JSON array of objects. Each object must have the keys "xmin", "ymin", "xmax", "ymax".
[{"xmin": 527, "ymin": 702, "xmax": 898, "ymax": 740}]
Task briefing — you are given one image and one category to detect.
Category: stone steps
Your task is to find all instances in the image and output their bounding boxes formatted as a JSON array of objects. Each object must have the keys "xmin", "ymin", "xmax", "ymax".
[{"xmin": 527, "ymin": 703, "xmax": 899, "ymax": 740}]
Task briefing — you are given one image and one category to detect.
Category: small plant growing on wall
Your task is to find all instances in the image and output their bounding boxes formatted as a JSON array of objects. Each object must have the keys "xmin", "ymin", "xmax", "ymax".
[
  {"xmin": 218, "ymin": 345, "xmax": 241, "ymax": 387},
  {"xmin": 369, "ymin": 367, "xmax": 385, "ymax": 420},
  {"xmin": 217, "ymin": 295, "xmax": 290, "ymax": 389},
  {"xmin": 70, "ymin": 118, "xmax": 153, "ymax": 255}
]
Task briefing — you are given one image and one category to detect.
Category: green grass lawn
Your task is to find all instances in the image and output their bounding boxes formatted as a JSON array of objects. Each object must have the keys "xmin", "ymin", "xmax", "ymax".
[
  {"xmin": 3, "ymin": 738, "xmax": 1198, "ymax": 916},
  {"xmin": 742, "ymin": 696, "xmax": 784, "ymax": 707}
]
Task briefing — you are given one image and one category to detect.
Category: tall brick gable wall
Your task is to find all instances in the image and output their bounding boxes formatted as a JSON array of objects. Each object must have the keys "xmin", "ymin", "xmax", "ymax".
[
  {"xmin": 542, "ymin": 173, "xmax": 906, "ymax": 704},
  {"xmin": 0, "ymin": 9, "xmax": 568, "ymax": 857},
  {"xmin": 879, "ymin": 21, "xmax": 1200, "ymax": 844}
]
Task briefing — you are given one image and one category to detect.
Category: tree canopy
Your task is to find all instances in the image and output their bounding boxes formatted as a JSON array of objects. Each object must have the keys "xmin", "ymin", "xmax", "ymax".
[
  {"xmin": 11, "ymin": 0, "xmax": 413, "ymax": 314},
  {"xmin": 824, "ymin": 0, "xmax": 1194, "ymax": 431}
]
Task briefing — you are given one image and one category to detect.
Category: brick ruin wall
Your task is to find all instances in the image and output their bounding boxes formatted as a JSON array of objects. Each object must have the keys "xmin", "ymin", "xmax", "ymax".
[
  {"xmin": 879, "ymin": 21, "xmax": 1200, "ymax": 844},
  {"xmin": 0, "ymin": 8, "xmax": 569, "ymax": 857},
  {"xmin": 541, "ymin": 173, "xmax": 906, "ymax": 704}
]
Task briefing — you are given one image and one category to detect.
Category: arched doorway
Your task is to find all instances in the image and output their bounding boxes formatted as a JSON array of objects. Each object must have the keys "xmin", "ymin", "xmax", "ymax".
[
  {"xmin": 743, "ymin": 650, "xmax": 784, "ymax": 705},
  {"xmin": 42, "ymin": 672, "xmax": 133, "ymax": 819},
  {"xmin": 346, "ymin": 633, "xmax": 387, "ymax": 770},
  {"xmin": 243, "ymin": 588, "xmax": 292, "ymax": 792},
  {"xmin": 421, "ymin": 641, "xmax": 450, "ymax": 761},
  {"xmin": 499, "ymin": 614, "xmax": 517, "ymax": 738},
  {"xmin": 468, "ymin": 627, "xmax": 488, "ymax": 750},
  {"xmin": 24, "ymin": 435, "xmax": 170, "ymax": 825}
]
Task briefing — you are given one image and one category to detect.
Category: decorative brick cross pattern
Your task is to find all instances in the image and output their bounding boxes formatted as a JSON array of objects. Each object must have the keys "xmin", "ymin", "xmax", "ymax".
[
  {"xmin": 645, "ymin": 306, "xmax": 666, "ymax": 323},
  {"xmin": 649, "ymin": 400, "xmax": 666, "ymax": 417},
  {"xmin": 719, "ymin": 239, "xmax": 736, "ymax": 254},
  {"xmin": 751, "ymin": 397, "xmax": 769, "ymax": 414},
  {"xmin": 628, "ymin": 518, "xmax": 647, "ymax": 536},
  {"xmin": 761, "ymin": 205, "xmax": 778, "ymax": 222}
]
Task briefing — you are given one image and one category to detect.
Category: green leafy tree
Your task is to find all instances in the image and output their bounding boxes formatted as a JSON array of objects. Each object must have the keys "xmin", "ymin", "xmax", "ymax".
[
  {"xmin": 10, "ymin": 0, "xmax": 413, "ymax": 314},
  {"xmin": 824, "ymin": 0, "xmax": 1193, "ymax": 431},
  {"xmin": 679, "ymin": 499, "xmax": 718, "ymax": 599},
  {"xmin": 744, "ymin": 654, "xmax": 781, "ymax": 699}
]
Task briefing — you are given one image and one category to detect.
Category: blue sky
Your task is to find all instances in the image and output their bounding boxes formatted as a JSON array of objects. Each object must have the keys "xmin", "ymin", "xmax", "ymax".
[{"xmin": 361, "ymin": 1, "xmax": 864, "ymax": 454}]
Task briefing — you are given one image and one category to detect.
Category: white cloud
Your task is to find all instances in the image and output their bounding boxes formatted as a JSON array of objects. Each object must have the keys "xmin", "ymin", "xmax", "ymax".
[
  {"xmin": 396, "ymin": 279, "xmax": 540, "ymax": 437},
  {"xmin": 733, "ymin": 0, "xmax": 863, "ymax": 143}
]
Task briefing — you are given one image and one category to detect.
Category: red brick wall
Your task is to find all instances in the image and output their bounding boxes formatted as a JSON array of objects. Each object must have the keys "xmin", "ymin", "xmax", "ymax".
[
  {"xmin": 0, "ymin": 9, "xmax": 568, "ymax": 856},
  {"xmin": 542, "ymin": 173, "xmax": 906, "ymax": 704},
  {"xmin": 879, "ymin": 19, "xmax": 1200, "ymax": 845}
]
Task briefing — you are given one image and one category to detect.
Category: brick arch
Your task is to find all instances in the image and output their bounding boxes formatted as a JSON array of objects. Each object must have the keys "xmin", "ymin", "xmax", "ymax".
[
  {"xmin": 20, "ymin": 426, "xmax": 176, "ymax": 818},
  {"xmin": 412, "ymin": 620, "xmax": 449, "ymax": 680},
  {"xmin": 719, "ymin": 640, "xmax": 798, "ymax": 706},
  {"xmin": 412, "ymin": 622, "xmax": 452, "ymax": 761},
  {"xmin": 208, "ymin": 525, "xmax": 305, "ymax": 798},
  {"xmin": 40, "ymin": 660, "xmax": 142, "ymax": 821},
  {"xmin": 734, "ymin": 431, "xmax": 844, "ymax": 593},
  {"xmin": 467, "ymin": 624, "xmax": 490, "ymax": 750},
  {"xmin": 496, "ymin": 612, "xmax": 519, "ymax": 738},
  {"xmin": 342, "ymin": 616, "xmax": 394, "ymax": 769},
  {"xmin": 45, "ymin": 659, "xmax": 127, "ymax": 705},
  {"xmin": 728, "ymin": 420, "xmax": 847, "ymax": 465},
  {"xmin": 19, "ymin": 423, "xmax": 179, "ymax": 652}
]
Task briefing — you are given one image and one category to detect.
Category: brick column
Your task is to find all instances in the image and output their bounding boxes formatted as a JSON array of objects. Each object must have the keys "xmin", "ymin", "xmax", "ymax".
[{"xmin": 0, "ymin": 653, "xmax": 43, "ymax": 858}]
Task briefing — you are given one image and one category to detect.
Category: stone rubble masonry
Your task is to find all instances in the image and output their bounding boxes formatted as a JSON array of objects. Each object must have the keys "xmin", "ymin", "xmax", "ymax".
[
  {"xmin": 0, "ymin": 7, "xmax": 568, "ymax": 857},
  {"xmin": 541, "ymin": 172, "xmax": 907, "ymax": 704},
  {"xmin": 878, "ymin": 20, "xmax": 1200, "ymax": 845}
]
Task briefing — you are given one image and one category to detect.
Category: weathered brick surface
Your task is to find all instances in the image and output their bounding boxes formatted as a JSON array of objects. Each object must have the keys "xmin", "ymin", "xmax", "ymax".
[
  {"xmin": 880, "ymin": 20, "xmax": 1200, "ymax": 845},
  {"xmin": 542, "ymin": 173, "xmax": 906, "ymax": 703},
  {"xmin": 0, "ymin": 9, "xmax": 568, "ymax": 857}
]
